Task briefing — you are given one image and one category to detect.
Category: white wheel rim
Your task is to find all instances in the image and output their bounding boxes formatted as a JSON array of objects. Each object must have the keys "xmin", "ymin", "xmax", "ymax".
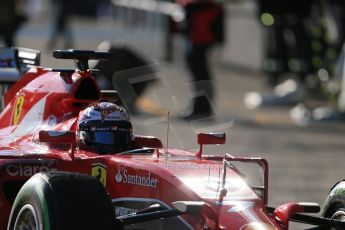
[{"xmin": 13, "ymin": 204, "xmax": 39, "ymax": 230}]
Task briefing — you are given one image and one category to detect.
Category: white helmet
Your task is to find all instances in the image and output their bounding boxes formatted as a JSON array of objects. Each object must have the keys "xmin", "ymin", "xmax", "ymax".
[{"xmin": 77, "ymin": 102, "xmax": 133, "ymax": 154}]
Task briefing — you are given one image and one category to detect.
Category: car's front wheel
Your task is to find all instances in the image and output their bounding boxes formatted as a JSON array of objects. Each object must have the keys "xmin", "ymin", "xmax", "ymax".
[
  {"xmin": 322, "ymin": 180, "xmax": 345, "ymax": 228},
  {"xmin": 7, "ymin": 171, "xmax": 115, "ymax": 230}
]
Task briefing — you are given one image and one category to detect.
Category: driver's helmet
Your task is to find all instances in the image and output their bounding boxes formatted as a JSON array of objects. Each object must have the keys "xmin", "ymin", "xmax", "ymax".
[{"xmin": 77, "ymin": 102, "xmax": 133, "ymax": 154}]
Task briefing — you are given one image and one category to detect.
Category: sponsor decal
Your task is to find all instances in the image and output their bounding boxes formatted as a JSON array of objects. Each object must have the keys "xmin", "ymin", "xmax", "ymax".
[
  {"xmin": 6, "ymin": 164, "xmax": 57, "ymax": 177},
  {"xmin": 336, "ymin": 188, "xmax": 345, "ymax": 196},
  {"xmin": 92, "ymin": 163, "xmax": 107, "ymax": 186},
  {"xmin": 114, "ymin": 206, "xmax": 138, "ymax": 216},
  {"xmin": 115, "ymin": 164, "xmax": 159, "ymax": 188},
  {"xmin": 101, "ymin": 109, "xmax": 114, "ymax": 120},
  {"xmin": 13, "ymin": 94, "xmax": 25, "ymax": 125},
  {"xmin": 100, "ymin": 104, "xmax": 120, "ymax": 121}
]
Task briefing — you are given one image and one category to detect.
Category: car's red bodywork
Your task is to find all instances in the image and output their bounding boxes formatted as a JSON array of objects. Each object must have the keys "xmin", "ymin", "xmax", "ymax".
[{"xmin": 0, "ymin": 49, "xmax": 333, "ymax": 230}]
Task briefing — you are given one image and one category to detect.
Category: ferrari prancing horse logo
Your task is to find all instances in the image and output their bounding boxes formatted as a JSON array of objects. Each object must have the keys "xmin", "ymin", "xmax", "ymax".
[
  {"xmin": 91, "ymin": 164, "xmax": 107, "ymax": 186},
  {"xmin": 13, "ymin": 95, "xmax": 25, "ymax": 125}
]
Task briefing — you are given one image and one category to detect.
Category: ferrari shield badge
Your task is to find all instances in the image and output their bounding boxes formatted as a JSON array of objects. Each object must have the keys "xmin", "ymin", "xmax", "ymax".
[
  {"xmin": 92, "ymin": 163, "xmax": 107, "ymax": 186},
  {"xmin": 13, "ymin": 94, "xmax": 25, "ymax": 125}
]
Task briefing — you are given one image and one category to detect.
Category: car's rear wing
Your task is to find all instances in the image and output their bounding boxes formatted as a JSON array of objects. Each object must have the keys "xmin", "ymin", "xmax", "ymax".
[{"xmin": 0, "ymin": 47, "xmax": 40, "ymax": 109}]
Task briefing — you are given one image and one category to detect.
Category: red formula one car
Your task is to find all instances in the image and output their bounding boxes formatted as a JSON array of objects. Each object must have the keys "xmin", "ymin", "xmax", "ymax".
[{"xmin": 0, "ymin": 47, "xmax": 344, "ymax": 230}]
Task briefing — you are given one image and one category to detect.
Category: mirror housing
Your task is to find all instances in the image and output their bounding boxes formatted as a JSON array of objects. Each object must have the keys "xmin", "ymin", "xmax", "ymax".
[
  {"xmin": 196, "ymin": 132, "xmax": 226, "ymax": 158},
  {"xmin": 134, "ymin": 135, "xmax": 163, "ymax": 149},
  {"xmin": 197, "ymin": 132, "xmax": 226, "ymax": 145},
  {"xmin": 39, "ymin": 130, "xmax": 76, "ymax": 160}
]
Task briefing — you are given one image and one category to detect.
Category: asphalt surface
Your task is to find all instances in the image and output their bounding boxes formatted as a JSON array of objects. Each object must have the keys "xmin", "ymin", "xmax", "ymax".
[{"xmin": 10, "ymin": 4, "xmax": 345, "ymax": 229}]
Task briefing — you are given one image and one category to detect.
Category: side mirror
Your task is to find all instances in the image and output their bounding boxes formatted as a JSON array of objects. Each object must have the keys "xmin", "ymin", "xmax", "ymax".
[
  {"xmin": 39, "ymin": 130, "xmax": 76, "ymax": 144},
  {"xmin": 39, "ymin": 130, "xmax": 76, "ymax": 160},
  {"xmin": 197, "ymin": 132, "xmax": 226, "ymax": 145},
  {"xmin": 196, "ymin": 132, "xmax": 226, "ymax": 158},
  {"xmin": 133, "ymin": 135, "xmax": 163, "ymax": 149}
]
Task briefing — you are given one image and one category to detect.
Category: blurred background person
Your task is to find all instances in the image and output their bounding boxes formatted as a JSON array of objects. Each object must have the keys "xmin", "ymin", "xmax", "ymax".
[
  {"xmin": 47, "ymin": 0, "xmax": 74, "ymax": 50},
  {"xmin": 179, "ymin": 0, "xmax": 225, "ymax": 120}
]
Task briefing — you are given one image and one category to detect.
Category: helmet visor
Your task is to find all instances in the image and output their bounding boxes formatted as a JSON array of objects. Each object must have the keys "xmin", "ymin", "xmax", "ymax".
[
  {"xmin": 78, "ymin": 120, "xmax": 133, "ymax": 153},
  {"xmin": 93, "ymin": 131, "xmax": 132, "ymax": 146}
]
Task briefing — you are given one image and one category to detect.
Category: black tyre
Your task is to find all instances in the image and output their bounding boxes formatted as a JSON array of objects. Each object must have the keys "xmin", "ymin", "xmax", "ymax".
[
  {"xmin": 7, "ymin": 171, "xmax": 115, "ymax": 230},
  {"xmin": 322, "ymin": 181, "xmax": 345, "ymax": 229}
]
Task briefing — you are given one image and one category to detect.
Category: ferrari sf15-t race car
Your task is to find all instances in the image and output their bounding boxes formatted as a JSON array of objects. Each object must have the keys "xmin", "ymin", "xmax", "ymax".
[{"xmin": 0, "ymin": 47, "xmax": 344, "ymax": 230}]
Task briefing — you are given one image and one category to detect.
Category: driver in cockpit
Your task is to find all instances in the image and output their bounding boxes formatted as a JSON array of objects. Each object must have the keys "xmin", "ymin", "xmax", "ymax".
[{"xmin": 76, "ymin": 102, "xmax": 134, "ymax": 154}]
